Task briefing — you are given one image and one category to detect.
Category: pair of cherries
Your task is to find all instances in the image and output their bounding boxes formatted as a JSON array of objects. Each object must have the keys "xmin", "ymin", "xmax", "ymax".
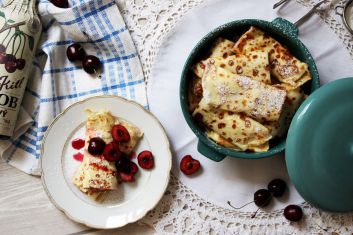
[
  {"xmin": 228, "ymin": 179, "xmax": 303, "ymax": 221},
  {"xmin": 66, "ymin": 43, "xmax": 101, "ymax": 75}
]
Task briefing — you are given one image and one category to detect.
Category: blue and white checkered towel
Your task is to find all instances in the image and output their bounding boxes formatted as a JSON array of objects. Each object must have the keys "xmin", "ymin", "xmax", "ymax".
[{"xmin": 0, "ymin": 0, "xmax": 147, "ymax": 175}]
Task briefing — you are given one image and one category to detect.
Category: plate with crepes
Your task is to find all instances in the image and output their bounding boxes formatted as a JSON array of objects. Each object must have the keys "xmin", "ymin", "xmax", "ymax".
[{"xmin": 41, "ymin": 95, "xmax": 172, "ymax": 229}]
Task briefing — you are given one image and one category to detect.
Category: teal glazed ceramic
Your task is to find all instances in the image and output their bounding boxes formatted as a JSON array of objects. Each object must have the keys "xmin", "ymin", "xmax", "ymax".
[
  {"xmin": 179, "ymin": 18, "xmax": 320, "ymax": 161},
  {"xmin": 286, "ymin": 77, "xmax": 353, "ymax": 212}
]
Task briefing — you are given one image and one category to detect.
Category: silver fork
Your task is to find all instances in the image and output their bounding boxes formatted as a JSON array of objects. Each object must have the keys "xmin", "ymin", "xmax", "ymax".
[
  {"xmin": 273, "ymin": 0, "xmax": 291, "ymax": 9},
  {"xmin": 294, "ymin": 0, "xmax": 328, "ymax": 27}
]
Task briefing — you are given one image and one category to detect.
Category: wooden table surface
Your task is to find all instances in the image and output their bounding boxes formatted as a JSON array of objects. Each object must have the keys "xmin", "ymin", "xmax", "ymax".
[{"xmin": 0, "ymin": 160, "xmax": 155, "ymax": 235}]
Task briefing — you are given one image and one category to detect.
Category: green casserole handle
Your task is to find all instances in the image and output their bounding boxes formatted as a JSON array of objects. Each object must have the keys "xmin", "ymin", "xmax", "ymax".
[
  {"xmin": 197, "ymin": 141, "xmax": 226, "ymax": 162},
  {"xmin": 271, "ymin": 17, "xmax": 299, "ymax": 37}
]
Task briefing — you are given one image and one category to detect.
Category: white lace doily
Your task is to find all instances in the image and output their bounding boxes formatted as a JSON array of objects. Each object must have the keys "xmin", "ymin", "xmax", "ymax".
[{"xmin": 117, "ymin": 0, "xmax": 353, "ymax": 234}]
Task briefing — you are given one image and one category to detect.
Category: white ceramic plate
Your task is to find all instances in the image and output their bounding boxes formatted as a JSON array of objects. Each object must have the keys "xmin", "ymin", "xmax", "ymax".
[{"xmin": 41, "ymin": 95, "xmax": 172, "ymax": 229}]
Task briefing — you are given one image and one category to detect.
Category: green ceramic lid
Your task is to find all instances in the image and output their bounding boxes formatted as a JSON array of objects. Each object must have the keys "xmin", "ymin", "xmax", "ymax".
[{"xmin": 286, "ymin": 77, "xmax": 353, "ymax": 212}]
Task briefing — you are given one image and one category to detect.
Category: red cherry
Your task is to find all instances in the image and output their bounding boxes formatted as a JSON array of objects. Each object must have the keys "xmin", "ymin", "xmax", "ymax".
[
  {"xmin": 180, "ymin": 155, "xmax": 200, "ymax": 175},
  {"xmin": 16, "ymin": 59, "xmax": 26, "ymax": 70},
  {"xmin": 268, "ymin": 179, "xmax": 287, "ymax": 197},
  {"xmin": 129, "ymin": 162, "xmax": 139, "ymax": 175},
  {"xmin": 87, "ymin": 137, "xmax": 106, "ymax": 155},
  {"xmin": 82, "ymin": 55, "xmax": 101, "ymax": 74},
  {"xmin": 137, "ymin": 151, "xmax": 154, "ymax": 169},
  {"xmin": 5, "ymin": 61, "xmax": 16, "ymax": 73},
  {"xmin": 111, "ymin": 124, "xmax": 130, "ymax": 142},
  {"xmin": 66, "ymin": 43, "xmax": 85, "ymax": 62},
  {"xmin": 119, "ymin": 172, "xmax": 135, "ymax": 182},
  {"xmin": 115, "ymin": 155, "xmax": 131, "ymax": 173},
  {"xmin": 103, "ymin": 142, "xmax": 121, "ymax": 161},
  {"xmin": 254, "ymin": 189, "xmax": 272, "ymax": 207},
  {"xmin": 284, "ymin": 205, "xmax": 303, "ymax": 221},
  {"xmin": 0, "ymin": 52, "xmax": 6, "ymax": 64},
  {"xmin": 50, "ymin": 0, "xmax": 69, "ymax": 8}
]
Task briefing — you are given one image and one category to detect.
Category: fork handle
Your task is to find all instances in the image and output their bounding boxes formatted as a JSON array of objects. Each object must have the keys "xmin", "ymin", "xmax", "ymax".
[
  {"xmin": 294, "ymin": 6, "xmax": 318, "ymax": 27},
  {"xmin": 273, "ymin": 0, "xmax": 289, "ymax": 9}
]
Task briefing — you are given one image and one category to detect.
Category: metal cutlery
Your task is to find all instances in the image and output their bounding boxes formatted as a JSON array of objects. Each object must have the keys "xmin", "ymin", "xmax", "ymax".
[
  {"xmin": 273, "ymin": 0, "xmax": 291, "ymax": 9},
  {"xmin": 294, "ymin": 0, "xmax": 328, "ymax": 27}
]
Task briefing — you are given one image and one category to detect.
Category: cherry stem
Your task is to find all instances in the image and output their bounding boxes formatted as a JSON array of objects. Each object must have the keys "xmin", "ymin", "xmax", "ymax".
[
  {"xmin": 227, "ymin": 200, "xmax": 254, "ymax": 210},
  {"xmin": 251, "ymin": 207, "xmax": 260, "ymax": 218}
]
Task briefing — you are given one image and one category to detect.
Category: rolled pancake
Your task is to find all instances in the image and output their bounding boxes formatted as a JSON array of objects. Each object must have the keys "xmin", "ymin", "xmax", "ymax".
[
  {"xmin": 208, "ymin": 37, "xmax": 235, "ymax": 58},
  {"xmin": 201, "ymin": 61, "xmax": 287, "ymax": 122},
  {"xmin": 265, "ymin": 87, "xmax": 305, "ymax": 137},
  {"xmin": 193, "ymin": 51, "xmax": 271, "ymax": 84},
  {"xmin": 188, "ymin": 75, "xmax": 203, "ymax": 112},
  {"xmin": 233, "ymin": 26, "xmax": 311, "ymax": 88},
  {"xmin": 193, "ymin": 99, "xmax": 271, "ymax": 152},
  {"xmin": 206, "ymin": 130, "xmax": 240, "ymax": 149}
]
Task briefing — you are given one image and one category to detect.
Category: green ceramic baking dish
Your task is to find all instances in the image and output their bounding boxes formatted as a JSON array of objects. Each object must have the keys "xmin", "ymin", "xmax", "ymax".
[{"xmin": 179, "ymin": 17, "xmax": 320, "ymax": 162}]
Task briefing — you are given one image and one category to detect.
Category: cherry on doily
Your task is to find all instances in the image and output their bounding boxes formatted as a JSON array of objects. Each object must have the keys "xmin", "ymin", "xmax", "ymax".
[
  {"xmin": 283, "ymin": 205, "xmax": 303, "ymax": 222},
  {"xmin": 227, "ymin": 189, "xmax": 272, "ymax": 218}
]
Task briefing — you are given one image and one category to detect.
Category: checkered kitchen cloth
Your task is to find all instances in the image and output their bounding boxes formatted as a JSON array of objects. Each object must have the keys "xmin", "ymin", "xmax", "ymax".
[{"xmin": 0, "ymin": 0, "xmax": 147, "ymax": 175}]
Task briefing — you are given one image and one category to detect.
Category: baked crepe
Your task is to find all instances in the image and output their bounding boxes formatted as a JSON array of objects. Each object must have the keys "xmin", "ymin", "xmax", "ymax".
[
  {"xmin": 188, "ymin": 75, "xmax": 203, "ymax": 112},
  {"xmin": 193, "ymin": 51, "xmax": 271, "ymax": 84},
  {"xmin": 206, "ymin": 130, "xmax": 241, "ymax": 150},
  {"xmin": 233, "ymin": 26, "xmax": 311, "ymax": 89},
  {"xmin": 73, "ymin": 110, "xmax": 143, "ymax": 200},
  {"xmin": 201, "ymin": 60, "xmax": 287, "ymax": 122},
  {"xmin": 72, "ymin": 153, "xmax": 118, "ymax": 200},
  {"xmin": 208, "ymin": 37, "xmax": 235, "ymax": 58},
  {"xmin": 193, "ymin": 99, "xmax": 271, "ymax": 152},
  {"xmin": 85, "ymin": 109, "xmax": 143, "ymax": 154},
  {"xmin": 73, "ymin": 110, "xmax": 118, "ymax": 200},
  {"xmin": 265, "ymin": 87, "xmax": 305, "ymax": 137}
]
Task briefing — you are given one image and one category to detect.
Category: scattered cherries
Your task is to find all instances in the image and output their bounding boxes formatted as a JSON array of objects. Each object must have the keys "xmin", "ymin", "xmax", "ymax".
[
  {"xmin": 66, "ymin": 43, "xmax": 101, "ymax": 76},
  {"xmin": 228, "ymin": 178, "xmax": 303, "ymax": 221},
  {"xmin": 253, "ymin": 189, "xmax": 272, "ymax": 207},
  {"xmin": 82, "ymin": 55, "xmax": 101, "ymax": 74},
  {"xmin": 137, "ymin": 151, "xmax": 154, "ymax": 169},
  {"xmin": 66, "ymin": 43, "xmax": 85, "ymax": 62},
  {"xmin": 72, "ymin": 122, "xmax": 155, "ymax": 184},
  {"xmin": 115, "ymin": 155, "xmax": 132, "ymax": 173},
  {"xmin": 180, "ymin": 155, "xmax": 201, "ymax": 175},
  {"xmin": 103, "ymin": 142, "xmax": 121, "ymax": 161},
  {"xmin": 87, "ymin": 137, "xmax": 106, "ymax": 155},
  {"xmin": 268, "ymin": 178, "xmax": 287, "ymax": 197},
  {"xmin": 112, "ymin": 124, "xmax": 131, "ymax": 142},
  {"xmin": 116, "ymin": 156, "xmax": 139, "ymax": 182},
  {"xmin": 284, "ymin": 205, "xmax": 303, "ymax": 221}
]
